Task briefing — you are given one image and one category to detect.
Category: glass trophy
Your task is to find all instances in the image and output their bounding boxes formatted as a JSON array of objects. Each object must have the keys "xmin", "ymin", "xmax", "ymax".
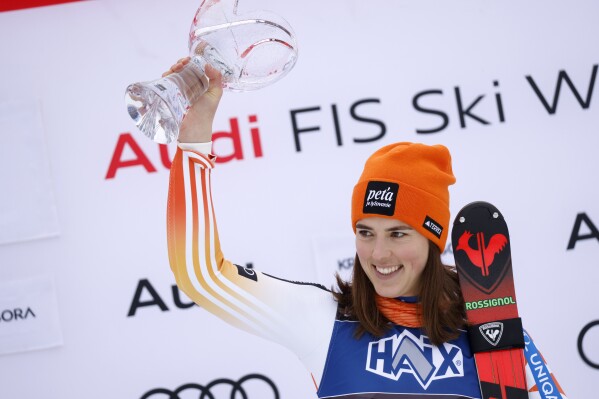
[{"xmin": 125, "ymin": 0, "xmax": 298, "ymax": 144}]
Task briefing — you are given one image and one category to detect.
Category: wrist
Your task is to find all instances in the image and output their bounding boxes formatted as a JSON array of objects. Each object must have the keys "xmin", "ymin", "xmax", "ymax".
[
  {"xmin": 178, "ymin": 141, "xmax": 212, "ymax": 154},
  {"xmin": 178, "ymin": 126, "xmax": 212, "ymax": 143}
]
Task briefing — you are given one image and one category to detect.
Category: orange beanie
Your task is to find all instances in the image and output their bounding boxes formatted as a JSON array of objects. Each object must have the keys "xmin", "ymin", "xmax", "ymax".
[{"xmin": 351, "ymin": 142, "xmax": 456, "ymax": 251}]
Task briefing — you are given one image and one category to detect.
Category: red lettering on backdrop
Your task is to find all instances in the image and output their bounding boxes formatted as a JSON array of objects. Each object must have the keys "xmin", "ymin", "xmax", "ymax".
[
  {"xmin": 0, "ymin": 0, "xmax": 82, "ymax": 13},
  {"xmin": 213, "ymin": 118, "xmax": 244, "ymax": 163},
  {"xmin": 248, "ymin": 115, "xmax": 263, "ymax": 158},
  {"xmin": 106, "ymin": 115, "xmax": 262, "ymax": 178},
  {"xmin": 159, "ymin": 144, "xmax": 173, "ymax": 169},
  {"xmin": 105, "ymin": 133, "xmax": 156, "ymax": 179}
]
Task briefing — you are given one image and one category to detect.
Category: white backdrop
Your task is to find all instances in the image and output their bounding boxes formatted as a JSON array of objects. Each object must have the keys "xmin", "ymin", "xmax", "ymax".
[{"xmin": 0, "ymin": 0, "xmax": 597, "ymax": 398}]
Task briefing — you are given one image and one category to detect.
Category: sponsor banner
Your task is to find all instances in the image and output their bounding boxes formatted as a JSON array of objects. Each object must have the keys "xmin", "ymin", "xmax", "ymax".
[
  {"xmin": 0, "ymin": 0, "xmax": 83, "ymax": 13},
  {"xmin": 140, "ymin": 373, "xmax": 279, "ymax": 399},
  {"xmin": 126, "ymin": 278, "xmax": 198, "ymax": 318},
  {"xmin": 0, "ymin": 1, "xmax": 597, "ymax": 398},
  {"xmin": 578, "ymin": 320, "xmax": 599, "ymax": 369},
  {"xmin": 0, "ymin": 275, "xmax": 63, "ymax": 355},
  {"xmin": 0, "ymin": 100, "xmax": 60, "ymax": 245}
]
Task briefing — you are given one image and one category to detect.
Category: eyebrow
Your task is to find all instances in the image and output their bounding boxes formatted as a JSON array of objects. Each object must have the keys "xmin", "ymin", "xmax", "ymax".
[{"xmin": 355, "ymin": 223, "xmax": 413, "ymax": 232}]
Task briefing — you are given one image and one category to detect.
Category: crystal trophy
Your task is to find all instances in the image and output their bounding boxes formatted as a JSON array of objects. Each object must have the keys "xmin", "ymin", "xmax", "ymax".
[{"xmin": 125, "ymin": 0, "xmax": 298, "ymax": 144}]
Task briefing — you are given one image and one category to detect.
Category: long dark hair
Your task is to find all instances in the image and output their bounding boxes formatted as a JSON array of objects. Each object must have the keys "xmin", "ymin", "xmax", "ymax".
[{"xmin": 332, "ymin": 241, "xmax": 466, "ymax": 346}]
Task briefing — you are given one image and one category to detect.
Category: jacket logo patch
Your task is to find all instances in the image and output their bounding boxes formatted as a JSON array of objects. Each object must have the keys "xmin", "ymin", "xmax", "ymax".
[
  {"xmin": 235, "ymin": 264, "xmax": 258, "ymax": 282},
  {"xmin": 366, "ymin": 330, "xmax": 464, "ymax": 388}
]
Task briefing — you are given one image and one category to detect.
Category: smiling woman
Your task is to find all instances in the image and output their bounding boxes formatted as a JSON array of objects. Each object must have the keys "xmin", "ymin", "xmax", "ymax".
[
  {"xmin": 163, "ymin": 59, "xmax": 567, "ymax": 399},
  {"xmin": 355, "ymin": 218, "xmax": 429, "ymax": 297},
  {"xmin": 333, "ymin": 143, "xmax": 466, "ymax": 347}
]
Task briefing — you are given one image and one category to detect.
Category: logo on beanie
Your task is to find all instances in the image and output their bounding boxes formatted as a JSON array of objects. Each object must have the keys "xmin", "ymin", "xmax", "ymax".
[
  {"xmin": 363, "ymin": 181, "xmax": 399, "ymax": 216},
  {"xmin": 423, "ymin": 216, "xmax": 443, "ymax": 239}
]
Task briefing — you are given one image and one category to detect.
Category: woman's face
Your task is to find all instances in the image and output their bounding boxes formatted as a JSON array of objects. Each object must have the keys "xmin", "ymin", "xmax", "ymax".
[{"xmin": 355, "ymin": 216, "xmax": 429, "ymax": 298}]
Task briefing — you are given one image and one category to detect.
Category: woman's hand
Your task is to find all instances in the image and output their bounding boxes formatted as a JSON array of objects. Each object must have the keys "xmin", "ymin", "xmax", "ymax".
[{"xmin": 162, "ymin": 57, "xmax": 223, "ymax": 143}]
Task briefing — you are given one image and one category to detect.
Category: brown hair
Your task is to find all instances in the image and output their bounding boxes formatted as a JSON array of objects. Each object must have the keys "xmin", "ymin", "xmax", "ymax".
[{"xmin": 332, "ymin": 241, "xmax": 466, "ymax": 346}]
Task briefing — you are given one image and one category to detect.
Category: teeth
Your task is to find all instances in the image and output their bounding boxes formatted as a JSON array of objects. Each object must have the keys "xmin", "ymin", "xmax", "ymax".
[{"xmin": 376, "ymin": 265, "xmax": 401, "ymax": 275}]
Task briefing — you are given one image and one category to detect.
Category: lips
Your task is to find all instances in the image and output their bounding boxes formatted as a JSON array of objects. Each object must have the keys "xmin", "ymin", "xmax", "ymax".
[{"xmin": 374, "ymin": 264, "xmax": 403, "ymax": 275}]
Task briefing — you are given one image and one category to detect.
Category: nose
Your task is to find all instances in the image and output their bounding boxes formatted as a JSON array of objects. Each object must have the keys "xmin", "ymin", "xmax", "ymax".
[{"xmin": 371, "ymin": 237, "xmax": 392, "ymax": 262}]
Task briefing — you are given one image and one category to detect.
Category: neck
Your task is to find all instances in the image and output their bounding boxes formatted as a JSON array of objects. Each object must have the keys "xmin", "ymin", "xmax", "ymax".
[{"xmin": 375, "ymin": 294, "xmax": 423, "ymax": 328}]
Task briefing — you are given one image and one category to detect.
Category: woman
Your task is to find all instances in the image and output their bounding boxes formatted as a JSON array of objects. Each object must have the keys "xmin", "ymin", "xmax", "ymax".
[{"xmin": 164, "ymin": 58, "xmax": 566, "ymax": 398}]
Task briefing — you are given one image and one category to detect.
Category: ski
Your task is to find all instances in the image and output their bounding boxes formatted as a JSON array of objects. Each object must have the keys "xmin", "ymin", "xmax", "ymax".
[{"xmin": 452, "ymin": 201, "xmax": 527, "ymax": 399}]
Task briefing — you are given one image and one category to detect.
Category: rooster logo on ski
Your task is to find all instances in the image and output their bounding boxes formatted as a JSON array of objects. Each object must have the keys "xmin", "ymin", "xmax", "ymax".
[
  {"xmin": 455, "ymin": 231, "xmax": 507, "ymax": 277},
  {"xmin": 479, "ymin": 322, "xmax": 504, "ymax": 347},
  {"xmin": 454, "ymin": 229, "xmax": 510, "ymax": 294}
]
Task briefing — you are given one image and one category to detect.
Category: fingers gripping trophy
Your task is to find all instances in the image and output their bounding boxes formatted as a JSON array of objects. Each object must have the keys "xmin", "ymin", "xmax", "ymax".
[{"xmin": 125, "ymin": 0, "xmax": 298, "ymax": 144}]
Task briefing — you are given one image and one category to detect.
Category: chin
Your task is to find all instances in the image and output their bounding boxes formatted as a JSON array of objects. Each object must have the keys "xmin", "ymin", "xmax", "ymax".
[{"xmin": 375, "ymin": 287, "xmax": 402, "ymax": 298}]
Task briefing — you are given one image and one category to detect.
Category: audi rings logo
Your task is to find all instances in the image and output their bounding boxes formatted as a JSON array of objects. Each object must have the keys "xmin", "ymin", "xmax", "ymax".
[
  {"xmin": 141, "ymin": 373, "xmax": 279, "ymax": 399},
  {"xmin": 578, "ymin": 320, "xmax": 599, "ymax": 369}
]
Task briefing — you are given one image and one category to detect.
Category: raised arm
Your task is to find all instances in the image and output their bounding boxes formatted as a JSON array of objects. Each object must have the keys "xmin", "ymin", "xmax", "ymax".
[{"xmin": 163, "ymin": 59, "xmax": 336, "ymax": 368}]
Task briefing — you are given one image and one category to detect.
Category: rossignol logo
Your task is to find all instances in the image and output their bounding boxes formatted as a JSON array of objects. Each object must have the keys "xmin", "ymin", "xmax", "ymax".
[
  {"xmin": 423, "ymin": 216, "xmax": 443, "ymax": 238},
  {"xmin": 452, "ymin": 209, "xmax": 512, "ymax": 295},
  {"xmin": 479, "ymin": 322, "xmax": 503, "ymax": 346},
  {"xmin": 363, "ymin": 181, "xmax": 399, "ymax": 216},
  {"xmin": 455, "ymin": 231, "xmax": 507, "ymax": 277},
  {"xmin": 366, "ymin": 330, "xmax": 463, "ymax": 389},
  {"xmin": 465, "ymin": 296, "xmax": 516, "ymax": 310}
]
